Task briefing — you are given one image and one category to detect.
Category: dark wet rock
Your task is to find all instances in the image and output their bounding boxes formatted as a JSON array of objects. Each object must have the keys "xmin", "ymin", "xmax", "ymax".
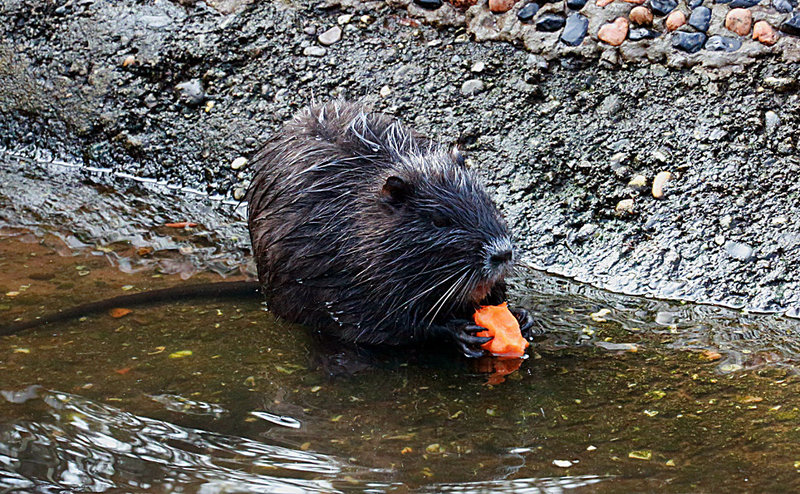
[
  {"xmin": 781, "ymin": 14, "xmax": 800, "ymax": 35},
  {"xmin": 688, "ymin": 6, "xmax": 711, "ymax": 32},
  {"xmin": 517, "ymin": 3, "xmax": 540, "ymax": 22},
  {"xmin": 726, "ymin": 241, "xmax": 755, "ymax": 261},
  {"xmin": 773, "ymin": 0, "xmax": 796, "ymax": 12},
  {"xmin": 729, "ymin": 0, "xmax": 759, "ymax": 6},
  {"xmin": 715, "ymin": 0, "xmax": 732, "ymax": 3},
  {"xmin": 567, "ymin": 0, "xmax": 589, "ymax": 9},
  {"xmin": 175, "ymin": 79, "xmax": 204, "ymax": 106},
  {"xmin": 560, "ymin": 13, "xmax": 589, "ymax": 45},
  {"xmin": 413, "ymin": 0, "xmax": 443, "ymax": 9},
  {"xmin": 628, "ymin": 27, "xmax": 661, "ymax": 40},
  {"xmin": 705, "ymin": 35, "xmax": 742, "ymax": 51},
  {"xmin": 650, "ymin": 0, "xmax": 678, "ymax": 15},
  {"xmin": 689, "ymin": 0, "xmax": 704, "ymax": 7},
  {"xmin": 672, "ymin": 31, "xmax": 706, "ymax": 52},
  {"xmin": 537, "ymin": 14, "xmax": 566, "ymax": 31}
]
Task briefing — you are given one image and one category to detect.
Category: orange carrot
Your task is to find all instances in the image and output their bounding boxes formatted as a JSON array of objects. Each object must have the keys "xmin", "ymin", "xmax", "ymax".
[{"xmin": 474, "ymin": 302, "xmax": 529, "ymax": 358}]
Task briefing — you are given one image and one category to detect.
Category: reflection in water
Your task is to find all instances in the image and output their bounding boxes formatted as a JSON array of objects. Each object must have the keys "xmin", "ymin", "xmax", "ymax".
[{"xmin": 0, "ymin": 387, "xmax": 383, "ymax": 493}]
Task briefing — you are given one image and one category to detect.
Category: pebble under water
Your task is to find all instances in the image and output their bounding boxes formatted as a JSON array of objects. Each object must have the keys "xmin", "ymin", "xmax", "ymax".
[{"xmin": 2, "ymin": 153, "xmax": 800, "ymax": 492}]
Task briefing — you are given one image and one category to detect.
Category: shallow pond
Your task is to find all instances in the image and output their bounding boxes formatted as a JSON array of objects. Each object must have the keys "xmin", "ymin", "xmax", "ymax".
[{"xmin": 2, "ymin": 153, "xmax": 800, "ymax": 492}]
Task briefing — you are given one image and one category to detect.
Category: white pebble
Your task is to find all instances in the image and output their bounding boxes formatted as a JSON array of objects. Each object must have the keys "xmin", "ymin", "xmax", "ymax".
[
  {"xmin": 303, "ymin": 46, "xmax": 326, "ymax": 57},
  {"xmin": 231, "ymin": 157, "xmax": 248, "ymax": 170},
  {"xmin": 318, "ymin": 26, "xmax": 342, "ymax": 46},
  {"xmin": 553, "ymin": 460, "xmax": 572, "ymax": 468},
  {"xmin": 652, "ymin": 171, "xmax": 673, "ymax": 199}
]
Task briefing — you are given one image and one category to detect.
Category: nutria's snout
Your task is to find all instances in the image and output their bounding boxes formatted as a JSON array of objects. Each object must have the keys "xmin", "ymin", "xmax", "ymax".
[{"xmin": 470, "ymin": 237, "xmax": 515, "ymax": 304}]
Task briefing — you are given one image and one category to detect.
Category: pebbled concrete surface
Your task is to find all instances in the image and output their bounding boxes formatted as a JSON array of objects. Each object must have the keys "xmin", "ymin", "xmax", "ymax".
[{"xmin": 0, "ymin": 0, "xmax": 798, "ymax": 316}]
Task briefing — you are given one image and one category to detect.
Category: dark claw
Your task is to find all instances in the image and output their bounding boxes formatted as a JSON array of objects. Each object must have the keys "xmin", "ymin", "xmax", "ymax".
[
  {"xmin": 456, "ymin": 333, "xmax": 493, "ymax": 346},
  {"xmin": 456, "ymin": 338, "xmax": 487, "ymax": 358},
  {"xmin": 510, "ymin": 307, "xmax": 536, "ymax": 339},
  {"xmin": 443, "ymin": 320, "xmax": 491, "ymax": 358}
]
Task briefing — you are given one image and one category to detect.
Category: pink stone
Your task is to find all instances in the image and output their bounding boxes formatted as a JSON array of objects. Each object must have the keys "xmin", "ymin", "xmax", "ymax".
[
  {"xmin": 753, "ymin": 20, "xmax": 778, "ymax": 45},
  {"xmin": 488, "ymin": 0, "xmax": 516, "ymax": 12},
  {"xmin": 598, "ymin": 17, "xmax": 629, "ymax": 46},
  {"xmin": 725, "ymin": 8, "xmax": 752, "ymax": 36},
  {"xmin": 665, "ymin": 10, "xmax": 686, "ymax": 31},
  {"xmin": 596, "ymin": 0, "xmax": 614, "ymax": 6},
  {"xmin": 630, "ymin": 6, "xmax": 653, "ymax": 25}
]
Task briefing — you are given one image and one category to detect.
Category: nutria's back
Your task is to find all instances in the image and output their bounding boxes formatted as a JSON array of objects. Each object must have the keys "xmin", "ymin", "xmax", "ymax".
[{"xmin": 246, "ymin": 101, "xmax": 517, "ymax": 348}]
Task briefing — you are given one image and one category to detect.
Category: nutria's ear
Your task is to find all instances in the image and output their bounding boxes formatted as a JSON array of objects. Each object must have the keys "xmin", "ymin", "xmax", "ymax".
[
  {"xmin": 451, "ymin": 146, "xmax": 466, "ymax": 168},
  {"xmin": 381, "ymin": 176, "xmax": 409, "ymax": 205}
]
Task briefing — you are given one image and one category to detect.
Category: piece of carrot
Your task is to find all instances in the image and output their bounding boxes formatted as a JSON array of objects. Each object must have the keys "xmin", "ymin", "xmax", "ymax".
[{"xmin": 473, "ymin": 302, "xmax": 529, "ymax": 358}]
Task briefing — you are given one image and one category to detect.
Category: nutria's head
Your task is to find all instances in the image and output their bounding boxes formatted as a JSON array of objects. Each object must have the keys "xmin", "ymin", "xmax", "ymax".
[{"xmin": 354, "ymin": 139, "xmax": 515, "ymax": 325}]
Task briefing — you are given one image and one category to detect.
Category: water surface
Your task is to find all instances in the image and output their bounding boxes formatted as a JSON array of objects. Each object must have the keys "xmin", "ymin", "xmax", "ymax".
[{"xmin": 2, "ymin": 153, "xmax": 800, "ymax": 492}]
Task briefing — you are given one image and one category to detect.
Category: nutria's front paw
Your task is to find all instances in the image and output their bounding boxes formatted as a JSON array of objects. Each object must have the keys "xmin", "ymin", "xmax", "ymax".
[
  {"xmin": 445, "ymin": 319, "xmax": 492, "ymax": 358},
  {"xmin": 510, "ymin": 307, "xmax": 536, "ymax": 340}
]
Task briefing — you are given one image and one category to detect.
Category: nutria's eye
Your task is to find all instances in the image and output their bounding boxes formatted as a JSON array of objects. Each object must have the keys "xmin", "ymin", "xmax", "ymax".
[
  {"xmin": 381, "ymin": 176, "xmax": 409, "ymax": 206},
  {"xmin": 431, "ymin": 211, "xmax": 451, "ymax": 228}
]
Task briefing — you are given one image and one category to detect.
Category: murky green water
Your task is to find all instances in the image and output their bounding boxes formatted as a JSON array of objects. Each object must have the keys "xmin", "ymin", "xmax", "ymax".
[{"xmin": 2, "ymin": 153, "xmax": 800, "ymax": 492}]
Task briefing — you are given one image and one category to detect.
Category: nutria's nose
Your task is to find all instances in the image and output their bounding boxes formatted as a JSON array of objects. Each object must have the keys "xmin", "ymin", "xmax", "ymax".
[{"xmin": 489, "ymin": 248, "xmax": 513, "ymax": 267}]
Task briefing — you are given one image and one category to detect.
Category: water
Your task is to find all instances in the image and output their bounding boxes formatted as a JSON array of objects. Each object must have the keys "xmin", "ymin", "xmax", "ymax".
[{"xmin": 2, "ymin": 152, "xmax": 800, "ymax": 492}]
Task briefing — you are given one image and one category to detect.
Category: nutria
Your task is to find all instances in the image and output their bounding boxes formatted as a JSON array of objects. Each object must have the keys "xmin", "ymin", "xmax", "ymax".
[
  {"xmin": 246, "ymin": 101, "xmax": 532, "ymax": 356},
  {"xmin": 2, "ymin": 101, "xmax": 532, "ymax": 357}
]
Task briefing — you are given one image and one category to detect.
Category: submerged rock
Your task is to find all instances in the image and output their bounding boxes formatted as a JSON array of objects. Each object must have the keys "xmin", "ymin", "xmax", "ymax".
[{"xmin": 561, "ymin": 13, "xmax": 589, "ymax": 45}]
